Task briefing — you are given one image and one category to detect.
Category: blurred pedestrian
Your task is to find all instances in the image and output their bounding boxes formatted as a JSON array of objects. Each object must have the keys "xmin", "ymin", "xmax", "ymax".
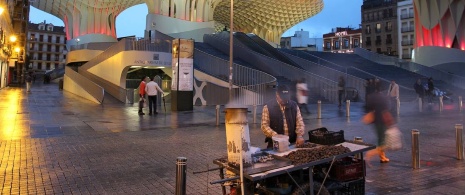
[
  {"xmin": 427, "ymin": 77, "xmax": 434, "ymax": 103},
  {"xmin": 296, "ymin": 78, "xmax": 310, "ymax": 114},
  {"xmin": 387, "ymin": 80, "xmax": 399, "ymax": 116},
  {"xmin": 138, "ymin": 76, "xmax": 149, "ymax": 115},
  {"xmin": 414, "ymin": 78, "xmax": 425, "ymax": 107},
  {"xmin": 25, "ymin": 72, "xmax": 33, "ymax": 92},
  {"xmin": 364, "ymin": 90, "xmax": 395, "ymax": 164},
  {"xmin": 145, "ymin": 76, "xmax": 164, "ymax": 115},
  {"xmin": 338, "ymin": 76, "xmax": 345, "ymax": 109}
]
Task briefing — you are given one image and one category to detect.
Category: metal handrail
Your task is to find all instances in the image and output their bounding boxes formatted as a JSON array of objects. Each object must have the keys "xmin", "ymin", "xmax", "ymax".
[
  {"xmin": 354, "ymin": 47, "xmax": 465, "ymax": 89},
  {"xmin": 64, "ymin": 67, "xmax": 104, "ymax": 104},
  {"xmin": 205, "ymin": 33, "xmax": 338, "ymax": 103},
  {"xmin": 194, "ymin": 49, "xmax": 277, "ymax": 105}
]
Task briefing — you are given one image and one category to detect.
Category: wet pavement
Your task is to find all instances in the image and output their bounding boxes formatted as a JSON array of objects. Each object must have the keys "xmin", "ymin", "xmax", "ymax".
[{"xmin": 1, "ymin": 82, "xmax": 465, "ymax": 194}]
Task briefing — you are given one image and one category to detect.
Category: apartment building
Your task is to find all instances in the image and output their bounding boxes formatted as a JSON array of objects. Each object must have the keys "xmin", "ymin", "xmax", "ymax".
[
  {"xmin": 27, "ymin": 21, "xmax": 67, "ymax": 71},
  {"xmin": 397, "ymin": 0, "xmax": 414, "ymax": 60},
  {"xmin": 361, "ymin": 0, "xmax": 399, "ymax": 56}
]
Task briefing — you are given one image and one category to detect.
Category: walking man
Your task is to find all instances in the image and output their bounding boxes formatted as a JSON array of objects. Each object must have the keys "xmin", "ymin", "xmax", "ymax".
[
  {"xmin": 145, "ymin": 76, "xmax": 164, "ymax": 115},
  {"xmin": 26, "ymin": 72, "xmax": 33, "ymax": 92},
  {"xmin": 338, "ymin": 76, "xmax": 345, "ymax": 109}
]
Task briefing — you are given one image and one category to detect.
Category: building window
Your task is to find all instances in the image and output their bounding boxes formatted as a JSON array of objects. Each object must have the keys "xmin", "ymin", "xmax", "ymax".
[
  {"xmin": 344, "ymin": 39, "xmax": 349, "ymax": 48},
  {"xmin": 385, "ymin": 21, "xmax": 392, "ymax": 31},
  {"xmin": 334, "ymin": 41, "xmax": 339, "ymax": 49},
  {"xmin": 47, "ymin": 25, "xmax": 53, "ymax": 31},
  {"xmin": 39, "ymin": 35, "xmax": 44, "ymax": 42},
  {"xmin": 46, "ymin": 63, "xmax": 51, "ymax": 70},
  {"xmin": 386, "ymin": 34, "xmax": 392, "ymax": 44},
  {"xmin": 376, "ymin": 36, "xmax": 381, "ymax": 45},
  {"xmin": 55, "ymin": 45, "xmax": 60, "ymax": 52},
  {"xmin": 38, "ymin": 44, "xmax": 43, "ymax": 51},
  {"xmin": 354, "ymin": 39, "xmax": 360, "ymax": 48},
  {"xmin": 369, "ymin": 13, "xmax": 373, "ymax": 21},
  {"xmin": 38, "ymin": 63, "xmax": 42, "ymax": 70},
  {"xmin": 364, "ymin": 14, "xmax": 368, "ymax": 22},
  {"xmin": 366, "ymin": 37, "xmax": 371, "ymax": 46},
  {"xmin": 376, "ymin": 23, "xmax": 381, "ymax": 33},
  {"xmin": 38, "ymin": 25, "xmax": 45, "ymax": 30},
  {"xmin": 325, "ymin": 42, "xmax": 330, "ymax": 49},
  {"xmin": 30, "ymin": 34, "xmax": 36, "ymax": 40},
  {"xmin": 389, "ymin": 8, "xmax": 393, "ymax": 17},
  {"xmin": 56, "ymin": 37, "xmax": 60, "ymax": 44},
  {"xmin": 376, "ymin": 48, "xmax": 382, "ymax": 53},
  {"xmin": 366, "ymin": 25, "xmax": 371, "ymax": 34},
  {"xmin": 48, "ymin": 36, "xmax": 52, "ymax": 42}
]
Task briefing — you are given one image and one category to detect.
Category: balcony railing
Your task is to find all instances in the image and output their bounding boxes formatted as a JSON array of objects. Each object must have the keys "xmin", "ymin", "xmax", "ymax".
[
  {"xmin": 401, "ymin": 12, "xmax": 414, "ymax": 19},
  {"xmin": 402, "ymin": 53, "xmax": 411, "ymax": 59},
  {"xmin": 385, "ymin": 27, "xmax": 392, "ymax": 32},
  {"xmin": 401, "ymin": 26, "xmax": 414, "ymax": 33},
  {"xmin": 401, "ymin": 40, "xmax": 414, "ymax": 46}
]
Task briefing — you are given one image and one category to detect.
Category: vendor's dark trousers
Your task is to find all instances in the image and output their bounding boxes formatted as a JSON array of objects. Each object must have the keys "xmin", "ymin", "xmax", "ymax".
[
  {"xmin": 148, "ymin": 95, "xmax": 158, "ymax": 114},
  {"xmin": 138, "ymin": 94, "xmax": 145, "ymax": 113}
]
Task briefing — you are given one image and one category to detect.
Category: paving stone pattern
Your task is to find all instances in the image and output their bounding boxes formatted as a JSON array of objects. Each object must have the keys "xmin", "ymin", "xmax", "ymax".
[{"xmin": 1, "ymin": 82, "xmax": 465, "ymax": 194}]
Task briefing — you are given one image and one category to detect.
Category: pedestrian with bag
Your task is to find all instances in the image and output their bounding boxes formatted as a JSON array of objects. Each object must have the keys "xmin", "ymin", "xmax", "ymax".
[
  {"xmin": 26, "ymin": 72, "xmax": 33, "ymax": 93},
  {"xmin": 138, "ymin": 76, "xmax": 149, "ymax": 115},
  {"xmin": 296, "ymin": 78, "xmax": 310, "ymax": 114},
  {"xmin": 145, "ymin": 76, "xmax": 164, "ymax": 115},
  {"xmin": 413, "ymin": 78, "xmax": 425, "ymax": 108},
  {"xmin": 363, "ymin": 90, "xmax": 397, "ymax": 164}
]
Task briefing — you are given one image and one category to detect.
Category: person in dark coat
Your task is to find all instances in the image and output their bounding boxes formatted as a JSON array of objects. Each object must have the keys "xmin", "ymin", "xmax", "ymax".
[
  {"xmin": 427, "ymin": 77, "xmax": 434, "ymax": 103},
  {"xmin": 414, "ymin": 78, "xmax": 425, "ymax": 107}
]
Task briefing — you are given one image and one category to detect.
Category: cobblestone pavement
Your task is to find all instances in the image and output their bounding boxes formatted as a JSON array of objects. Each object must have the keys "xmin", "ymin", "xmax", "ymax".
[{"xmin": 1, "ymin": 82, "xmax": 465, "ymax": 194}]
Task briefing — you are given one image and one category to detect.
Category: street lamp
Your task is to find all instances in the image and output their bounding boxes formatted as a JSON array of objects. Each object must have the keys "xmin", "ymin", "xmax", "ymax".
[
  {"xmin": 229, "ymin": 0, "xmax": 234, "ymax": 102},
  {"xmin": 10, "ymin": 35, "xmax": 17, "ymax": 43},
  {"xmin": 76, "ymin": 38, "xmax": 80, "ymax": 48}
]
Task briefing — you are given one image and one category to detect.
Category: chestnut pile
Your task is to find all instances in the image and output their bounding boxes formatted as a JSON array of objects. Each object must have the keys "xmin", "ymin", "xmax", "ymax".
[{"xmin": 284, "ymin": 145, "xmax": 351, "ymax": 165}]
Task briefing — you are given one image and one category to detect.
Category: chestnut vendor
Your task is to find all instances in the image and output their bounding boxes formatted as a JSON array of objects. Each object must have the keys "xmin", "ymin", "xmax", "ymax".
[{"xmin": 261, "ymin": 85, "xmax": 305, "ymax": 148}]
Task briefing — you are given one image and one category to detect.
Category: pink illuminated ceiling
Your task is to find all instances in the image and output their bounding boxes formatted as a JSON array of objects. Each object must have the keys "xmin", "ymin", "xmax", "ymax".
[{"xmin": 414, "ymin": 0, "xmax": 465, "ymax": 50}]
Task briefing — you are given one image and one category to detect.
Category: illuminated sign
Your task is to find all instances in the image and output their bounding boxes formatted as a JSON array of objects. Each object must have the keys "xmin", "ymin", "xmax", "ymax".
[{"xmin": 335, "ymin": 31, "xmax": 348, "ymax": 37}]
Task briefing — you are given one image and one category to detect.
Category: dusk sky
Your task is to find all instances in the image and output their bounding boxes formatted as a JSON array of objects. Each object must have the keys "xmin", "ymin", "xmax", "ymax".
[{"xmin": 29, "ymin": 0, "xmax": 363, "ymax": 38}]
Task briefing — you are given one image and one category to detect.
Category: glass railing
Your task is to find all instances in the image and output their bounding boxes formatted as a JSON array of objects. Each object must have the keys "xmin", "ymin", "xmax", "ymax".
[{"xmin": 64, "ymin": 67, "xmax": 104, "ymax": 104}]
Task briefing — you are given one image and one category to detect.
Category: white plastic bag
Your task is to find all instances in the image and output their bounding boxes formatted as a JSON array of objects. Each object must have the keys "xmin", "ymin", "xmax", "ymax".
[{"xmin": 384, "ymin": 126, "xmax": 402, "ymax": 150}]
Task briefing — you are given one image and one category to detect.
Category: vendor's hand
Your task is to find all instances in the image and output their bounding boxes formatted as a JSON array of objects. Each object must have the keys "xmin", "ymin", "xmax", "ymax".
[{"xmin": 296, "ymin": 137, "xmax": 305, "ymax": 147}]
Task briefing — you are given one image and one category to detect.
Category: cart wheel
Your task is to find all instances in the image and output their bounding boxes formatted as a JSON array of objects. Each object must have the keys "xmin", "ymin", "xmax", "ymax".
[{"xmin": 290, "ymin": 181, "xmax": 330, "ymax": 195}]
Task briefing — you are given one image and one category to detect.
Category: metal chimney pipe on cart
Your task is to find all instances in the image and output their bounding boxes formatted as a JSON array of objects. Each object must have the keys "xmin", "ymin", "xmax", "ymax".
[
  {"xmin": 411, "ymin": 129, "xmax": 420, "ymax": 169},
  {"xmin": 175, "ymin": 157, "xmax": 187, "ymax": 195},
  {"xmin": 317, "ymin": 100, "xmax": 322, "ymax": 119},
  {"xmin": 225, "ymin": 106, "xmax": 252, "ymax": 195},
  {"xmin": 456, "ymin": 124, "xmax": 464, "ymax": 160}
]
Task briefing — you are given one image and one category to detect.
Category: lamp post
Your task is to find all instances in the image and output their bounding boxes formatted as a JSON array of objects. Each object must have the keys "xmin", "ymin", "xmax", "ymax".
[
  {"xmin": 229, "ymin": 0, "xmax": 234, "ymax": 102},
  {"xmin": 76, "ymin": 38, "xmax": 80, "ymax": 49}
]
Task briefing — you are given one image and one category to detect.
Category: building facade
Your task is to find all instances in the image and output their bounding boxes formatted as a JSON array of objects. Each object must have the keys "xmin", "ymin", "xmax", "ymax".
[
  {"xmin": 323, "ymin": 27, "xmax": 362, "ymax": 53},
  {"xmin": 280, "ymin": 29, "xmax": 322, "ymax": 51},
  {"xmin": 397, "ymin": 0, "xmax": 414, "ymax": 60},
  {"xmin": 361, "ymin": 0, "xmax": 399, "ymax": 56},
  {"xmin": 27, "ymin": 21, "xmax": 67, "ymax": 71}
]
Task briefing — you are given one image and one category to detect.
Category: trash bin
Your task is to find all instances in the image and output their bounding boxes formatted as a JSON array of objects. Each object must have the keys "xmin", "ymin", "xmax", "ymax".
[{"xmin": 58, "ymin": 79, "xmax": 64, "ymax": 90}]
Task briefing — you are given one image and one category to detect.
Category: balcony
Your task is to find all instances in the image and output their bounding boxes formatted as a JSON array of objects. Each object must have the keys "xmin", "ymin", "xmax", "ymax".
[
  {"xmin": 401, "ymin": 13, "xmax": 414, "ymax": 19},
  {"xmin": 402, "ymin": 53, "xmax": 411, "ymax": 59},
  {"xmin": 375, "ymin": 40, "xmax": 382, "ymax": 45},
  {"xmin": 375, "ymin": 29, "xmax": 381, "ymax": 33},
  {"xmin": 385, "ymin": 27, "xmax": 392, "ymax": 32},
  {"xmin": 401, "ymin": 26, "xmax": 414, "ymax": 33},
  {"xmin": 401, "ymin": 40, "xmax": 414, "ymax": 46}
]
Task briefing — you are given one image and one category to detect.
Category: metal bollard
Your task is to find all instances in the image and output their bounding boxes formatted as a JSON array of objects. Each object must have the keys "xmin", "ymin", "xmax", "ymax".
[
  {"xmin": 456, "ymin": 124, "xmax": 463, "ymax": 160},
  {"xmin": 418, "ymin": 97, "xmax": 423, "ymax": 112},
  {"xmin": 411, "ymin": 129, "xmax": 420, "ymax": 169},
  {"xmin": 216, "ymin": 105, "xmax": 220, "ymax": 126},
  {"xmin": 354, "ymin": 137, "xmax": 363, "ymax": 159},
  {"xmin": 317, "ymin": 100, "xmax": 322, "ymax": 119},
  {"xmin": 175, "ymin": 157, "xmax": 187, "ymax": 195},
  {"xmin": 439, "ymin": 96, "xmax": 444, "ymax": 112},
  {"xmin": 253, "ymin": 104, "xmax": 257, "ymax": 124},
  {"xmin": 459, "ymin": 96, "xmax": 463, "ymax": 112},
  {"xmin": 346, "ymin": 100, "xmax": 350, "ymax": 117}
]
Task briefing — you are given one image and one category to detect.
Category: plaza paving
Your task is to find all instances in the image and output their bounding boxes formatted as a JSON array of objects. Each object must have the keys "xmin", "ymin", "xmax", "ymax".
[{"xmin": 1, "ymin": 82, "xmax": 465, "ymax": 194}]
